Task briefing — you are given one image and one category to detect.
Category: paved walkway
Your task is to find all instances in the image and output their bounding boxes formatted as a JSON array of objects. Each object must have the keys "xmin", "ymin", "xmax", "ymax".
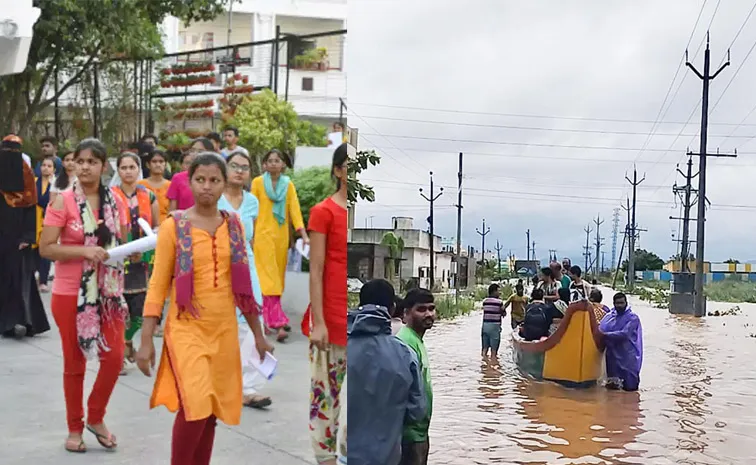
[{"xmin": 1, "ymin": 292, "xmax": 314, "ymax": 465}]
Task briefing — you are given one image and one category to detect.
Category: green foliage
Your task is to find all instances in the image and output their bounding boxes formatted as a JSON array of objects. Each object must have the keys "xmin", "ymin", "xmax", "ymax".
[
  {"xmin": 227, "ymin": 89, "xmax": 327, "ymax": 165},
  {"xmin": 705, "ymin": 278, "xmax": 756, "ymax": 304},
  {"xmin": 621, "ymin": 249, "xmax": 664, "ymax": 272},
  {"xmin": 349, "ymin": 149, "xmax": 380, "ymax": 204},
  {"xmin": 724, "ymin": 258, "xmax": 740, "ymax": 264},
  {"xmin": 289, "ymin": 166, "xmax": 333, "ymax": 226},
  {"xmin": 0, "ymin": 0, "xmax": 229, "ymax": 135},
  {"xmin": 435, "ymin": 295, "xmax": 475, "ymax": 320},
  {"xmin": 348, "ymin": 292, "xmax": 360, "ymax": 308}
]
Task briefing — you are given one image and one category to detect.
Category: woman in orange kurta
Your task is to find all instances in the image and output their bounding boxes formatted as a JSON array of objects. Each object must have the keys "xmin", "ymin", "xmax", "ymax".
[
  {"xmin": 135, "ymin": 152, "xmax": 272, "ymax": 465},
  {"xmin": 137, "ymin": 149, "xmax": 171, "ymax": 225}
]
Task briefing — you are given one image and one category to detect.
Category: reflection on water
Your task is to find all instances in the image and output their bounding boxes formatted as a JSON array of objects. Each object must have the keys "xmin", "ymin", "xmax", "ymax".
[{"xmin": 425, "ymin": 293, "xmax": 756, "ymax": 464}]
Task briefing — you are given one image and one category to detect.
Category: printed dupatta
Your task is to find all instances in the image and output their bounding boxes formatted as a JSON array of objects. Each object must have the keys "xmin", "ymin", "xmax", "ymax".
[
  {"xmin": 73, "ymin": 180, "xmax": 128, "ymax": 359},
  {"xmin": 171, "ymin": 210, "xmax": 260, "ymax": 319}
]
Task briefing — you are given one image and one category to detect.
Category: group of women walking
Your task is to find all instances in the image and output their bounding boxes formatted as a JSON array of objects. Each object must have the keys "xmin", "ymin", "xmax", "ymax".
[{"xmin": 9, "ymin": 132, "xmax": 349, "ymax": 465}]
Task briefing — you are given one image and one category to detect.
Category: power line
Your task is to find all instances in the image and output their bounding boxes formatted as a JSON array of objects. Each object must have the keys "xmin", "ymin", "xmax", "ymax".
[{"xmin": 346, "ymin": 114, "xmax": 756, "ymax": 138}]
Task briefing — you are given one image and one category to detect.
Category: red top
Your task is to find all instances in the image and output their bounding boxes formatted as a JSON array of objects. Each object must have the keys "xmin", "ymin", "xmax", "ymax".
[{"xmin": 302, "ymin": 197, "xmax": 347, "ymax": 346}]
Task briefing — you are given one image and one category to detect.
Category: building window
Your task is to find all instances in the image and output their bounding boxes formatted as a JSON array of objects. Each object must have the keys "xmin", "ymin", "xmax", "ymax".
[{"xmin": 302, "ymin": 77, "xmax": 313, "ymax": 91}]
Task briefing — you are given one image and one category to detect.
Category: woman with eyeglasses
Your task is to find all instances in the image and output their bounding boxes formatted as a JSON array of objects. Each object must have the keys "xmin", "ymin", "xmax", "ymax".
[
  {"xmin": 217, "ymin": 151, "xmax": 269, "ymax": 409},
  {"xmin": 251, "ymin": 149, "xmax": 308, "ymax": 342}
]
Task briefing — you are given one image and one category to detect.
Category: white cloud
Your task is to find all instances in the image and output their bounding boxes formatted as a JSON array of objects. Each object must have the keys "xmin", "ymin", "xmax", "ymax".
[{"xmin": 347, "ymin": 0, "xmax": 756, "ymax": 263}]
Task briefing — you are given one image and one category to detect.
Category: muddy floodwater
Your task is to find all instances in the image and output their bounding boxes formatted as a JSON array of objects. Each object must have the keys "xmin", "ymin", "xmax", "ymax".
[{"xmin": 424, "ymin": 290, "xmax": 756, "ymax": 464}]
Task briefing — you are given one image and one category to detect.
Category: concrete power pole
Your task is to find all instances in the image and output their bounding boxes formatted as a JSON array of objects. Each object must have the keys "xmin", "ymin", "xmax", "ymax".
[
  {"xmin": 611, "ymin": 208, "xmax": 620, "ymax": 270},
  {"xmin": 476, "ymin": 219, "xmax": 491, "ymax": 265},
  {"xmin": 672, "ymin": 155, "xmax": 699, "ymax": 272},
  {"xmin": 625, "ymin": 169, "xmax": 645, "ymax": 291},
  {"xmin": 686, "ymin": 36, "xmax": 733, "ymax": 317},
  {"xmin": 594, "ymin": 214, "xmax": 604, "ymax": 274},
  {"xmin": 495, "ymin": 240, "xmax": 503, "ymax": 277},
  {"xmin": 584, "ymin": 225, "xmax": 592, "ymax": 274},
  {"xmin": 526, "ymin": 229, "xmax": 531, "ymax": 261},
  {"xmin": 454, "ymin": 152, "xmax": 463, "ymax": 301},
  {"xmin": 419, "ymin": 172, "xmax": 443, "ymax": 289}
]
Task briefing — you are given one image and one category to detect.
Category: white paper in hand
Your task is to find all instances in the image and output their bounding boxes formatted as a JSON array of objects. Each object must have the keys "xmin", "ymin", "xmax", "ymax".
[
  {"xmin": 241, "ymin": 330, "xmax": 277, "ymax": 380},
  {"xmin": 295, "ymin": 238, "xmax": 310, "ymax": 260}
]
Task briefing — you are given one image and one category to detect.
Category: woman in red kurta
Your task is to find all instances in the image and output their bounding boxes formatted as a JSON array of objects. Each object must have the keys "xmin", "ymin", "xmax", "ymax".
[{"xmin": 302, "ymin": 143, "xmax": 348, "ymax": 464}]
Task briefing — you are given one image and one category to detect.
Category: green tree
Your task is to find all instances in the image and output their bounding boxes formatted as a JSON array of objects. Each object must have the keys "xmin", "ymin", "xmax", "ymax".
[
  {"xmin": 289, "ymin": 166, "xmax": 333, "ymax": 226},
  {"xmin": 227, "ymin": 89, "xmax": 327, "ymax": 165},
  {"xmin": 622, "ymin": 249, "xmax": 664, "ymax": 272},
  {"xmin": 348, "ymin": 149, "xmax": 380, "ymax": 204},
  {"xmin": 0, "ymin": 0, "xmax": 229, "ymax": 135},
  {"xmin": 724, "ymin": 258, "xmax": 740, "ymax": 264},
  {"xmin": 381, "ymin": 232, "xmax": 405, "ymax": 285}
]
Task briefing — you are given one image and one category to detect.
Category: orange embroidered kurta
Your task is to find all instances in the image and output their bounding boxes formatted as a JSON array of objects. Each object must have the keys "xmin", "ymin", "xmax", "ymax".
[{"xmin": 143, "ymin": 217, "xmax": 243, "ymax": 424}]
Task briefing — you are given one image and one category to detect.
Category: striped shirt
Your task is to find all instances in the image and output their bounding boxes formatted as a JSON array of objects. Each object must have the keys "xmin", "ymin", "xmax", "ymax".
[{"xmin": 482, "ymin": 297, "xmax": 505, "ymax": 323}]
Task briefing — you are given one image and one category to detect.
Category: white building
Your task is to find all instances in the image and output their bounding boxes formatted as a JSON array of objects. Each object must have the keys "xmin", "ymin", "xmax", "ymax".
[
  {"xmin": 349, "ymin": 217, "xmax": 454, "ymax": 290},
  {"xmin": 161, "ymin": 0, "xmax": 346, "ymax": 126}
]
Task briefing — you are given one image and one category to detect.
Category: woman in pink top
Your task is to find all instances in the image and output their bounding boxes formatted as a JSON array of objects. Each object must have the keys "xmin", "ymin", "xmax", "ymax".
[
  {"xmin": 40, "ymin": 139, "xmax": 129, "ymax": 454},
  {"xmin": 167, "ymin": 139, "xmax": 213, "ymax": 213}
]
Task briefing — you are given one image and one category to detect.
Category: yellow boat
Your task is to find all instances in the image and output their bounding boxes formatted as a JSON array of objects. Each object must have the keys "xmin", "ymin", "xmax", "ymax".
[{"xmin": 511, "ymin": 309, "xmax": 604, "ymax": 388}]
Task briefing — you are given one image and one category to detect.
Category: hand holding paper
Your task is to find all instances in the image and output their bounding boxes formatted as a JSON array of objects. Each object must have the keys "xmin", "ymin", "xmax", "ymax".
[{"xmin": 104, "ymin": 219, "xmax": 158, "ymax": 265}]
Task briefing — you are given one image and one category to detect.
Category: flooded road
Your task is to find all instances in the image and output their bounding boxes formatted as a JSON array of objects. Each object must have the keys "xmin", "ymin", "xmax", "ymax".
[{"xmin": 424, "ymin": 290, "xmax": 756, "ymax": 464}]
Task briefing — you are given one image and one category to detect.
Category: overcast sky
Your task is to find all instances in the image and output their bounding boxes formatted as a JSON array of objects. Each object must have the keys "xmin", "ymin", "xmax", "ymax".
[{"xmin": 346, "ymin": 0, "xmax": 756, "ymax": 265}]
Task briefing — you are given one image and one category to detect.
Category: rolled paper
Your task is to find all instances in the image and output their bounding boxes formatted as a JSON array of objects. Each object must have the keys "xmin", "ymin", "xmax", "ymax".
[
  {"xmin": 137, "ymin": 218, "xmax": 155, "ymax": 236},
  {"xmin": 105, "ymin": 235, "xmax": 158, "ymax": 265}
]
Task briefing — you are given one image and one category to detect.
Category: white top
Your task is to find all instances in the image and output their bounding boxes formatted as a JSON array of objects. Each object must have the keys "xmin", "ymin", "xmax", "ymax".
[
  {"xmin": 22, "ymin": 153, "xmax": 31, "ymax": 167},
  {"xmin": 221, "ymin": 146, "xmax": 249, "ymax": 159}
]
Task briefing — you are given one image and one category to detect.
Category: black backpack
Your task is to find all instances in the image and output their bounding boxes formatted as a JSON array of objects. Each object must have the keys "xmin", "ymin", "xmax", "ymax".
[{"xmin": 522, "ymin": 302, "xmax": 551, "ymax": 340}]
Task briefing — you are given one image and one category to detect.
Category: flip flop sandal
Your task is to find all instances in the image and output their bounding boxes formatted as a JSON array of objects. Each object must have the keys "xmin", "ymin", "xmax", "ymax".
[
  {"xmin": 125, "ymin": 343, "xmax": 136, "ymax": 363},
  {"xmin": 65, "ymin": 439, "xmax": 87, "ymax": 453},
  {"xmin": 244, "ymin": 396, "xmax": 272, "ymax": 409},
  {"xmin": 86, "ymin": 425, "xmax": 117, "ymax": 450}
]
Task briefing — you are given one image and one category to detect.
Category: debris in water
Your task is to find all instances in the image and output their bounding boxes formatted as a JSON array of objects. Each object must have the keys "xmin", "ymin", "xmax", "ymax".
[{"xmin": 709, "ymin": 305, "xmax": 741, "ymax": 317}]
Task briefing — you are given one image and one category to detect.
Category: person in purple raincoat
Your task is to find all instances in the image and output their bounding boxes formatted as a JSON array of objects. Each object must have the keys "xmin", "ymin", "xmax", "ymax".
[{"xmin": 598, "ymin": 292, "xmax": 643, "ymax": 391}]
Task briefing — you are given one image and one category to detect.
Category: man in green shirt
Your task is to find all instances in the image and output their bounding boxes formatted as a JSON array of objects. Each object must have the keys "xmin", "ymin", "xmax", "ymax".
[{"xmin": 397, "ymin": 288, "xmax": 436, "ymax": 465}]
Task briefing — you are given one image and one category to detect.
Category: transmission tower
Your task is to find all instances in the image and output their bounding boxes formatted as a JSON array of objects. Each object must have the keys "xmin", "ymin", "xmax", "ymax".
[{"xmin": 611, "ymin": 208, "xmax": 620, "ymax": 270}]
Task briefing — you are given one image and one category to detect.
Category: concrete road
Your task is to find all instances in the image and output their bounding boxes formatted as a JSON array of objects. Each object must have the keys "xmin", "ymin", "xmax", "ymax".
[{"xmin": 1, "ymin": 291, "xmax": 314, "ymax": 465}]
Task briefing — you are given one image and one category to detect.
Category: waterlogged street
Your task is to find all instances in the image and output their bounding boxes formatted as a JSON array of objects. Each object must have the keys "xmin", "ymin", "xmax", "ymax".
[{"xmin": 425, "ymin": 289, "xmax": 756, "ymax": 464}]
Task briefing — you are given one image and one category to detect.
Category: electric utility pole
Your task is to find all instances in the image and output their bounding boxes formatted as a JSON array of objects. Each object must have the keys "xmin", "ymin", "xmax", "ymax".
[
  {"xmin": 671, "ymin": 154, "xmax": 698, "ymax": 273},
  {"xmin": 625, "ymin": 169, "xmax": 645, "ymax": 290},
  {"xmin": 420, "ymin": 172, "xmax": 443, "ymax": 289},
  {"xmin": 611, "ymin": 208, "xmax": 620, "ymax": 270},
  {"xmin": 532, "ymin": 241, "xmax": 537, "ymax": 261},
  {"xmin": 686, "ymin": 36, "xmax": 733, "ymax": 316},
  {"xmin": 495, "ymin": 240, "xmax": 503, "ymax": 276},
  {"xmin": 454, "ymin": 152, "xmax": 463, "ymax": 300},
  {"xmin": 594, "ymin": 214, "xmax": 604, "ymax": 274},
  {"xmin": 476, "ymin": 218, "xmax": 491, "ymax": 265},
  {"xmin": 526, "ymin": 229, "xmax": 531, "ymax": 261},
  {"xmin": 584, "ymin": 225, "xmax": 592, "ymax": 274}
]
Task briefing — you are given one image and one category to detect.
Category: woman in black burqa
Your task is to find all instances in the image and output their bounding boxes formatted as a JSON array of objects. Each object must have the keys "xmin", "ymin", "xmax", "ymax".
[{"xmin": 0, "ymin": 135, "xmax": 50, "ymax": 338}]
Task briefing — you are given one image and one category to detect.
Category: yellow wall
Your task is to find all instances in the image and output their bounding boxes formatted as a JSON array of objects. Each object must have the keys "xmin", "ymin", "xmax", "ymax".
[{"xmin": 664, "ymin": 260, "xmax": 710, "ymax": 273}]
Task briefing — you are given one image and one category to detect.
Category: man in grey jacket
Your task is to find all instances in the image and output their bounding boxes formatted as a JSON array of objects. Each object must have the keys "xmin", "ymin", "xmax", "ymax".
[{"xmin": 348, "ymin": 279, "xmax": 427, "ymax": 465}]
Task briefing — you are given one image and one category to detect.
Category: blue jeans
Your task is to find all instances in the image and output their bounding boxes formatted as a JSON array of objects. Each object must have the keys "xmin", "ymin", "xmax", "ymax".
[{"xmin": 481, "ymin": 322, "xmax": 502, "ymax": 353}]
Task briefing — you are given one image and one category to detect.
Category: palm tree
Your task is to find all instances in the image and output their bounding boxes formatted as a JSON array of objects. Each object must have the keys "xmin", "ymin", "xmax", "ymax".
[{"xmin": 381, "ymin": 232, "xmax": 405, "ymax": 287}]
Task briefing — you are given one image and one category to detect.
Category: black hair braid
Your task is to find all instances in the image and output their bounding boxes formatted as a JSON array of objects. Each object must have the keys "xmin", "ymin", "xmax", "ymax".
[{"xmin": 96, "ymin": 182, "xmax": 113, "ymax": 247}]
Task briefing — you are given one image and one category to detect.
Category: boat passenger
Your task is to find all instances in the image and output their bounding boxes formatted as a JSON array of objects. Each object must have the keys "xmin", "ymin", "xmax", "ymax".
[
  {"xmin": 520, "ymin": 288, "xmax": 566, "ymax": 341},
  {"xmin": 568, "ymin": 265, "xmax": 592, "ymax": 301},
  {"xmin": 481, "ymin": 284, "xmax": 506, "ymax": 358},
  {"xmin": 503, "ymin": 283, "xmax": 529, "ymax": 330},
  {"xmin": 596, "ymin": 292, "xmax": 643, "ymax": 391},
  {"xmin": 553, "ymin": 261, "xmax": 572, "ymax": 291},
  {"xmin": 348, "ymin": 279, "xmax": 426, "ymax": 465},
  {"xmin": 391, "ymin": 295, "xmax": 405, "ymax": 335},
  {"xmin": 588, "ymin": 288, "xmax": 609, "ymax": 321},
  {"xmin": 537, "ymin": 266, "xmax": 561, "ymax": 302}
]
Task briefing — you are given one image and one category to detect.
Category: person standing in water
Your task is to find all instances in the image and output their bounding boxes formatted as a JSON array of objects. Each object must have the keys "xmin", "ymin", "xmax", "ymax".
[
  {"xmin": 595, "ymin": 292, "xmax": 643, "ymax": 391},
  {"xmin": 304, "ymin": 144, "xmax": 348, "ymax": 464},
  {"xmin": 217, "ymin": 150, "xmax": 269, "ymax": 409},
  {"xmin": 397, "ymin": 288, "xmax": 436, "ymax": 465},
  {"xmin": 480, "ymin": 283, "xmax": 505, "ymax": 358},
  {"xmin": 252, "ymin": 149, "xmax": 308, "ymax": 342},
  {"xmin": 138, "ymin": 150, "xmax": 172, "ymax": 225},
  {"xmin": 111, "ymin": 152, "xmax": 159, "ymax": 375},
  {"xmin": 135, "ymin": 153, "xmax": 273, "ymax": 465},
  {"xmin": 503, "ymin": 283, "xmax": 529, "ymax": 330},
  {"xmin": 40, "ymin": 138, "xmax": 129, "ymax": 452}
]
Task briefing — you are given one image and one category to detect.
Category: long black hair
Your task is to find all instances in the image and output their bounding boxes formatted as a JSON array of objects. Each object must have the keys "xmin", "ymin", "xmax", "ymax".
[
  {"xmin": 54, "ymin": 152, "xmax": 75, "ymax": 191},
  {"xmin": 189, "ymin": 152, "xmax": 228, "ymax": 182},
  {"xmin": 192, "ymin": 137, "xmax": 215, "ymax": 152},
  {"xmin": 332, "ymin": 143, "xmax": 348, "ymax": 191},
  {"xmin": 74, "ymin": 138, "xmax": 112, "ymax": 247}
]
